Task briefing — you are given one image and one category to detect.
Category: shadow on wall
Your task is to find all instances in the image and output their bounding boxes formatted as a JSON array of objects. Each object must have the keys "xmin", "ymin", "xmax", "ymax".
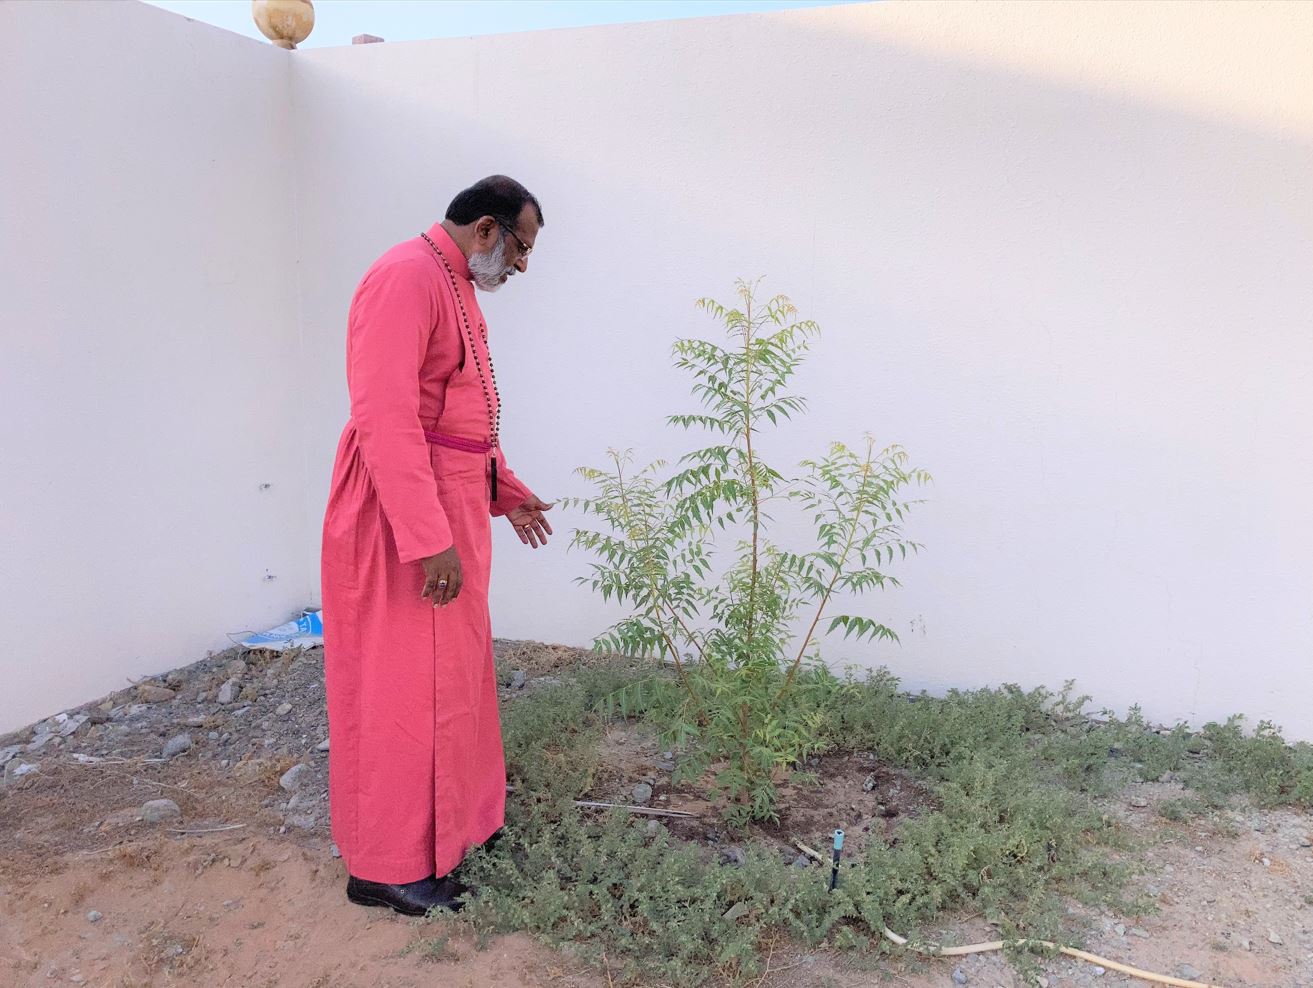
[{"xmin": 288, "ymin": 10, "xmax": 1313, "ymax": 736}]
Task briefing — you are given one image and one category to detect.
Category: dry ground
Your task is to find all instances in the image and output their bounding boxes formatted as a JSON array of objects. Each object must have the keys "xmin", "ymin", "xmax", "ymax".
[{"xmin": 1, "ymin": 641, "xmax": 1309, "ymax": 987}]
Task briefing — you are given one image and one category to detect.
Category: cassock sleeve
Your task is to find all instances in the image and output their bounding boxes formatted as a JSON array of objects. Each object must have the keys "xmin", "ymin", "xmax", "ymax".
[
  {"xmin": 347, "ymin": 258, "xmax": 453, "ymax": 564},
  {"xmin": 490, "ymin": 446, "xmax": 534, "ymax": 518}
]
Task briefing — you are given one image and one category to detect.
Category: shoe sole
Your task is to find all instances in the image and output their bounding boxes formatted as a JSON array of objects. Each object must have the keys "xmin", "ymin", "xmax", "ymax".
[{"xmin": 346, "ymin": 889, "xmax": 462, "ymax": 916}]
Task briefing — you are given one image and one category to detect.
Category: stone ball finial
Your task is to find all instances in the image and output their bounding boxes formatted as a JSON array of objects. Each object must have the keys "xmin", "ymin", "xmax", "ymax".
[{"xmin": 252, "ymin": 0, "xmax": 314, "ymax": 50}]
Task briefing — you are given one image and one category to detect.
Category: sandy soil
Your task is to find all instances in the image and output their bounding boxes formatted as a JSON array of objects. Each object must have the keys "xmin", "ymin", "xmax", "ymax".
[
  {"xmin": 0, "ymin": 832, "xmax": 603, "ymax": 988},
  {"xmin": 1, "ymin": 640, "xmax": 1309, "ymax": 988}
]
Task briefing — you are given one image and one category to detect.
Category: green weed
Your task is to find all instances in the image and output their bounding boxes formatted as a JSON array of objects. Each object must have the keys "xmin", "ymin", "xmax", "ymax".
[
  {"xmin": 462, "ymin": 657, "xmax": 1310, "ymax": 985},
  {"xmin": 458, "ymin": 665, "xmax": 1130, "ymax": 985}
]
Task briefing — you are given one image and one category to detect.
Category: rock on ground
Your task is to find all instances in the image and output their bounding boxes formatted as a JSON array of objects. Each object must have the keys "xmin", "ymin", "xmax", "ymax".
[
  {"xmin": 162, "ymin": 733, "xmax": 192, "ymax": 759},
  {"xmin": 141, "ymin": 799, "xmax": 181, "ymax": 824},
  {"xmin": 137, "ymin": 684, "xmax": 176, "ymax": 704},
  {"xmin": 280, "ymin": 763, "xmax": 310, "ymax": 791}
]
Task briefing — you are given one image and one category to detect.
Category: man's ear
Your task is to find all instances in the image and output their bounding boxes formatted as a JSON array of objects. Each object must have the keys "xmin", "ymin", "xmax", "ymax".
[{"xmin": 475, "ymin": 216, "xmax": 498, "ymax": 244}]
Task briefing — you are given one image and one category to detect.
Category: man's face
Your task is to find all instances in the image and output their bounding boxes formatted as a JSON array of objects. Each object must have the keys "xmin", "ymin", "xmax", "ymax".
[{"xmin": 469, "ymin": 204, "xmax": 540, "ymax": 292}]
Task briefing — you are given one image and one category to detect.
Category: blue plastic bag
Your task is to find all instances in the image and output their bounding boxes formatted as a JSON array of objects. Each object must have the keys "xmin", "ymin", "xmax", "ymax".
[{"xmin": 241, "ymin": 610, "xmax": 323, "ymax": 651}]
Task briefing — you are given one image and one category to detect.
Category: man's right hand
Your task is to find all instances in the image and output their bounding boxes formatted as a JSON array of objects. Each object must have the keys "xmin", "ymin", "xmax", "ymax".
[{"xmin": 420, "ymin": 546, "xmax": 463, "ymax": 607}]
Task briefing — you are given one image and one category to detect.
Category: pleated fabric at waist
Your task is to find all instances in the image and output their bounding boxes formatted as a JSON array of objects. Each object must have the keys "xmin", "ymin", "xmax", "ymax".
[{"xmin": 424, "ymin": 431, "xmax": 494, "ymax": 453}]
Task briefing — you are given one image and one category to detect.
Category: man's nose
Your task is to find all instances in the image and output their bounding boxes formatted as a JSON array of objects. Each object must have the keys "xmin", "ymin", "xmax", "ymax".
[{"xmin": 515, "ymin": 256, "xmax": 529, "ymax": 273}]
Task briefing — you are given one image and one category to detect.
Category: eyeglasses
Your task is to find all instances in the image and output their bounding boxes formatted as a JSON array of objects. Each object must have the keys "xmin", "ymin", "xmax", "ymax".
[{"xmin": 494, "ymin": 217, "xmax": 532, "ymax": 258}]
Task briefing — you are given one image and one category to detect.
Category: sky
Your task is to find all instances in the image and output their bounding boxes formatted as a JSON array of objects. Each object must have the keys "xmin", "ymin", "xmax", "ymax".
[{"xmin": 144, "ymin": 0, "xmax": 863, "ymax": 48}]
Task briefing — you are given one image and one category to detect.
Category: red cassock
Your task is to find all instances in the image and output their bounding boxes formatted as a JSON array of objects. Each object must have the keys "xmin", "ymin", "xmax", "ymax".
[{"xmin": 321, "ymin": 223, "xmax": 533, "ymax": 883}]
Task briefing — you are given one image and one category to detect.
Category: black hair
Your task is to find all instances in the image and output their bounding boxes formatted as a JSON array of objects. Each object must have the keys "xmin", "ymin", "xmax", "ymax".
[{"xmin": 445, "ymin": 175, "xmax": 544, "ymax": 229}]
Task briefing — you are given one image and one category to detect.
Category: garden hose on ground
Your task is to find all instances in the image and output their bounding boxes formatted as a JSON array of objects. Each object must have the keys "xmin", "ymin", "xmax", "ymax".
[
  {"xmin": 879, "ymin": 926, "xmax": 1225, "ymax": 988},
  {"xmin": 799, "ymin": 839, "xmax": 1224, "ymax": 988}
]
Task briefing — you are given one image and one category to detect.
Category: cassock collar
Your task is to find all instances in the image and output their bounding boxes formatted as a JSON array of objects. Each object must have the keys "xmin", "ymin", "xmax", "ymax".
[{"xmin": 424, "ymin": 222, "xmax": 471, "ymax": 281}]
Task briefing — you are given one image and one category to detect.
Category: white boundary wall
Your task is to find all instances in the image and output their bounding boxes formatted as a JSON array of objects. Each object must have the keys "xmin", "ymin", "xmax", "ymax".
[
  {"xmin": 0, "ymin": 1, "xmax": 314, "ymax": 732},
  {"xmin": 293, "ymin": 1, "xmax": 1313, "ymax": 738},
  {"xmin": 3, "ymin": 1, "xmax": 1311, "ymax": 737}
]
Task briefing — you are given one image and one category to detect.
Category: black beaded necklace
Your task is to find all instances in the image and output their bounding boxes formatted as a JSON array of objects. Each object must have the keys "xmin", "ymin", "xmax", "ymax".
[
  {"xmin": 421, "ymin": 231, "xmax": 502, "ymax": 498},
  {"xmin": 420, "ymin": 232, "xmax": 501, "ymax": 447}
]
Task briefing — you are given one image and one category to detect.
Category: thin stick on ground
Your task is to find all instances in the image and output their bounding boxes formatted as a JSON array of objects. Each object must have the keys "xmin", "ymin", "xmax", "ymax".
[
  {"xmin": 168, "ymin": 824, "xmax": 247, "ymax": 835},
  {"xmin": 573, "ymin": 800, "xmax": 696, "ymax": 818},
  {"xmin": 793, "ymin": 840, "xmax": 823, "ymax": 862},
  {"xmin": 504, "ymin": 785, "xmax": 699, "ymax": 818},
  {"xmin": 130, "ymin": 776, "xmax": 193, "ymax": 793},
  {"xmin": 746, "ymin": 938, "xmax": 776, "ymax": 988}
]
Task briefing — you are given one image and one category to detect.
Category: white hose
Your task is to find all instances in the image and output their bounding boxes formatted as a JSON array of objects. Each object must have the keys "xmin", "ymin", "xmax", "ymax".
[
  {"xmin": 790, "ymin": 842, "xmax": 1224, "ymax": 988},
  {"xmin": 880, "ymin": 926, "xmax": 1226, "ymax": 988}
]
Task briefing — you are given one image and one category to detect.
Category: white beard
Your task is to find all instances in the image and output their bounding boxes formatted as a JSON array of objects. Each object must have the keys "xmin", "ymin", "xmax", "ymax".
[{"xmin": 469, "ymin": 235, "xmax": 515, "ymax": 293}]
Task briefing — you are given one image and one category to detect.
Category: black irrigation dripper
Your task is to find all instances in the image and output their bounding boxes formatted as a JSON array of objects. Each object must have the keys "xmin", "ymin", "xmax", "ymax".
[{"xmin": 827, "ymin": 829, "xmax": 844, "ymax": 892}]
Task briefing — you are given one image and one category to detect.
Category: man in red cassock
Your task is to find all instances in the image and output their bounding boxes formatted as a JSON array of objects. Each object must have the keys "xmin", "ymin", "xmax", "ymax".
[{"xmin": 321, "ymin": 176, "xmax": 554, "ymax": 915}]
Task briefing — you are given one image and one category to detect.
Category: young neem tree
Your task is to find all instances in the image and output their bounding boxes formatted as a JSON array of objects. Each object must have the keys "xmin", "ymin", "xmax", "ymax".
[{"xmin": 566, "ymin": 281, "xmax": 929, "ymax": 823}]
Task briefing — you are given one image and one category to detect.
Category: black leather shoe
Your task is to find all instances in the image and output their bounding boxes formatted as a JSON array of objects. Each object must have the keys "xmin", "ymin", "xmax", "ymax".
[{"xmin": 346, "ymin": 874, "xmax": 467, "ymax": 916}]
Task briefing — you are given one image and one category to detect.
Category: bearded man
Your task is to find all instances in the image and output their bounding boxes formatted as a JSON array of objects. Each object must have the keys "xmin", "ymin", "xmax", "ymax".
[{"xmin": 321, "ymin": 175, "xmax": 553, "ymax": 915}]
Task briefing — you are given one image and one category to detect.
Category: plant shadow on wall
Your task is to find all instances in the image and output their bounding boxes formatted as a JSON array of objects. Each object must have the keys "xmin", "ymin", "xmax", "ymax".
[{"xmin": 564, "ymin": 279, "xmax": 931, "ymax": 826}]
